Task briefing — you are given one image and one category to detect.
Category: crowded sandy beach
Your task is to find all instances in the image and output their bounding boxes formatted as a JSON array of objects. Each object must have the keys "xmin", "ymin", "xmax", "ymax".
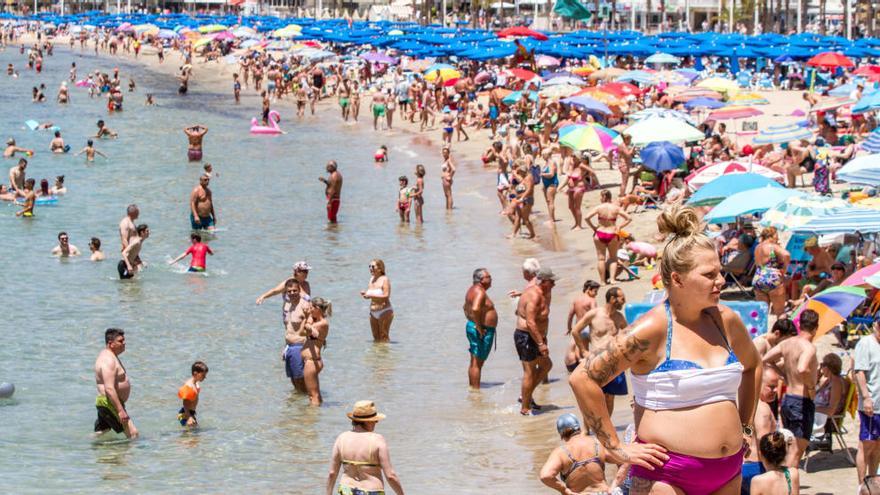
[{"xmin": 3, "ymin": 11, "xmax": 880, "ymax": 495}]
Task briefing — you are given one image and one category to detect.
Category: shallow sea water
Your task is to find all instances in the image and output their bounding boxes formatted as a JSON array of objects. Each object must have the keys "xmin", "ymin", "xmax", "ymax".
[{"xmin": 0, "ymin": 45, "xmax": 622, "ymax": 494}]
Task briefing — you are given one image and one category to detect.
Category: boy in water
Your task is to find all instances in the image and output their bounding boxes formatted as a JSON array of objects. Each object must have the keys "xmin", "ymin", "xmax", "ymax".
[
  {"xmin": 397, "ymin": 176, "xmax": 412, "ymax": 223},
  {"xmin": 169, "ymin": 233, "xmax": 214, "ymax": 272},
  {"xmin": 15, "ymin": 178, "xmax": 35, "ymax": 217},
  {"xmin": 75, "ymin": 139, "xmax": 108, "ymax": 162},
  {"xmin": 203, "ymin": 163, "xmax": 217, "ymax": 179},
  {"xmin": 177, "ymin": 361, "xmax": 208, "ymax": 428}
]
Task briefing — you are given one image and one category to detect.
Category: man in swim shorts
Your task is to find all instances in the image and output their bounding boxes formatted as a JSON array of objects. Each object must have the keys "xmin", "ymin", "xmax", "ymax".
[
  {"xmin": 282, "ymin": 279, "xmax": 311, "ymax": 391},
  {"xmin": 94, "ymin": 328, "xmax": 138, "ymax": 438},
  {"xmin": 119, "ymin": 224, "xmax": 149, "ymax": 279},
  {"xmin": 570, "ymin": 287, "xmax": 629, "ymax": 414},
  {"xmin": 764, "ymin": 308, "xmax": 819, "ymax": 467},
  {"xmin": 8, "ymin": 157, "xmax": 28, "ymax": 197},
  {"xmin": 463, "ymin": 268, "xmax": 498, "ymax": 389},
  {"xmin": 119, "ymin": 204, "xmax": 139, "ymax": 253},
  {"xmin": 190, "ymin": 174, "xmax": 216, "ymax": 231},
  {"xmin": 515, "ymin": 268, "xmax": 556, "ymax": 416},
  {"xmin": 183, "ymin": 124, "xmax": 208, "ymax": 162},
  {"xmin": 319, "ymin": 160, "xmax": 343, "ymax": 224},
  {"xmin": 371, "ymin": 90, "xmax": 387, "ymax": 130}
]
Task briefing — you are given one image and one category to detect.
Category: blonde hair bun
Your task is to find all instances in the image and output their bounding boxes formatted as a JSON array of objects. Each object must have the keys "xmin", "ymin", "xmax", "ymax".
[{"xmin": 657, "ymin": 204, "xmax": 702, "ymax": 239}]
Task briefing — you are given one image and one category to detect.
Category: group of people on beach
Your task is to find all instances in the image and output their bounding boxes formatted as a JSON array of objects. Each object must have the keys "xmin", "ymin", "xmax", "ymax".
[{"xmin": 9, "ymin": 17, "xmax": 880, "ymax": 495}]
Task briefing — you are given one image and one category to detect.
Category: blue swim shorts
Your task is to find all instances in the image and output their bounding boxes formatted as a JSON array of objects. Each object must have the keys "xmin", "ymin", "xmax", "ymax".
[
  {"xmin": 284, "ymin": 343, "xmax": 304, "ymax": 380},
  {"xmin": 466, "ymin": 320, "xmax": 495, "ymax": 361},
  {"xmin": 601, "ymin": 372, "xmax": 629, "ymax": 396},
  {"xmin": 190, "ymin": 213, "xmax": 214, "ymax": 230}
]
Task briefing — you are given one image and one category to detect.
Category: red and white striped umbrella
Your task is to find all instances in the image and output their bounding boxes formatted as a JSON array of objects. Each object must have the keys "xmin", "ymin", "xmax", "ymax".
[{"xmin": 686, "ymin": 161, "xmax": 783, "ymax": 190}]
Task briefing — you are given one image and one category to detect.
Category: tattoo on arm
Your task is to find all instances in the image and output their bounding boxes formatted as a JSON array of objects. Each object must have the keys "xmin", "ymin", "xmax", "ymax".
[{"xmin": 583, "ymin": 332, "xmax": 650, "ymax": 385}]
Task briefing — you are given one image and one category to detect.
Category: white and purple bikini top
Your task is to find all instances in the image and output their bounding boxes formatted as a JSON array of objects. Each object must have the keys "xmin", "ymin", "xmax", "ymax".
[{"xmin": 630, "ymin": 301, "xmax": 743, "ymax": 411}]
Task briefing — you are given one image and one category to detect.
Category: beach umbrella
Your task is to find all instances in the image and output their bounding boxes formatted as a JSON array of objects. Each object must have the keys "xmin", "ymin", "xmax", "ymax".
[
  {"xmin": 194, "ymin": 37, "xmax": 213, "ymax": 48},
  {"xmin": 536, "ymin": 54, "xmax": 560, "ymax": 67},
  {"xmin": 687, "ymin": 173, "xmax": 784, "ymax": 207},
  {"xmin": 792, "ymin": 206, "xmax": 880, "ymax": 235},
  {"xmin": 543, "ymin": 76, "xmax": 586, "ymax": 87},
  {"xmin": 707, "ymin": 106, "xmax": 763, "ymax": 120},
  {"xmin": 496, "ymin": 26, "xmax": 548, "ymax": 41},
  {"xmin": 588, "ymin": 68, "xmax": 626, "ymax": 81},
  {"xmin": 616, "ymin": 70, "xmax": 658, "ymax": 85},
  {"xmin": 502, "ymin": 90, "xmax": 538, "ymax": 106},
  {"xmin": 424, "ymin": 68, "xmax": 461, "ymax": 82},
  {"xmin": 853, "ymin": 65, "xmax": 880, "ymax": 77},
  {"xmin": 704, "ymin": 187, "xmax": 805, "ymax": 224},
  {"xmin": 655, "ymin": 70, "xmax": 689, "ymax": 84},
  {"xmin": 645, "ymin": 52, "xmax": 681, "ymax": 65},
  {"xmin": 837, "ymin": 155, "xmax": 880, "ymax": 185},
  {"xmin": 685, "ymin": 97, "xmax": 725, "ymax": 110},
  {"xmin": 760, "ymin": 195, "xmax": 850, "ymax": 231},
  {"xmin": 624, "ymin": 116, "xmax": 704, "ymax": 146},
  {"xmin": 685, "ymin": 162, "xmax": 783, "ymax": 190},
  {"xmin": 157, "ymin": 29, "xmax": 177, "ymax": 39},
  {"xmin": 863, "ymin": 131, "xmax": 880, "ymax": 153},
  {"xmin": 212, "ymin": 31, "xmax": 235, "ymax": 41},
  {"xmin": 240, "ymin": 39, "xmax": 261, "ymax": 49},
  {"xmin": 599, "ymin": 82, "xmax": 642, "ymax": 98},
  {"xmin": 361, "ymin": 52, "xmax": 397, "ymax": 64},
  {"xmin": 424, "ymin": 63, "xmax": 455, "ymax": 73},
  {"xmin": 388, "ymin": 29, "xmax": 404, "ymax": 36},
  {"xmin": 843, "ymin": 263, "xmax": 880, "ymax": 288},
  {"xmin": 558, "ymin": 124, "xmax": 618, "ymax": 153},
  {"xmin": 807, "ymin": 51, "xmax": 855, "ymax": 69},
  {"xmin": 574, "ymin": 87, "xmax": 624, "ymax": 106},
  {"xmin": 752, "ymin": 124, "xmax": 813, "ymax": 145},
  {"xmin": 628, "ymin": 108, "xmax": 696, "ymax": 124},
  {"xmin": 810, "ymin": 96, "xmax": 856, "ymax": 113},
  {"xmin": 539, "ymin": 84, "xmax": 581, "ymax": 98},
  {"xmin": 672, "ymin": 88, "xmax": 724, "ymax": 102},
  {"xmin": 571, "ymin": 66, "xmax": 597, "ymax": 76},
  {"xmin": 639, "ymin": 141, "xmax": 685, "ymax": 172},
  {"xmin": 727, "ymin": 92, "xmax": 770, "ymax": 105},
  {"xmin": 793, "ymin": 286, "xmax": 866, "ymax": 340},
  {"xmin": 509, "ymin": 68, "xmax": 540, "ymax": 81},
  {"xmin": 853, "ymin": 92, "xmax": 880, "ymax": 114},
  {"xmin": 697, "ymin": 77, "xmax": 739, "ymax": 96},
  {"xmin": 198, "ymin": 24, "xmax": 227, "ymax": 34},
  {"xmin": 560, "ymin": 95, "xmax": 612, "ymax": 114}
]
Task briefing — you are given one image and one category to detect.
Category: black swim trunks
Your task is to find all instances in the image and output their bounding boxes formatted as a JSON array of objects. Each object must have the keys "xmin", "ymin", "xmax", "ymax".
[
  {"xmin": 514, "ymin": 329, "xmax": 539, "ymax": 362},
  {"xmin": 95, "ymin": 399, "xmax": 125, "ymax": 433},
  {"xmin": 781, "ymin": 394, "xmax": 815, "ymax": 440},
  {"xmin": 117, "ymin": 260, "xmax": 134, "ymax": 279}
]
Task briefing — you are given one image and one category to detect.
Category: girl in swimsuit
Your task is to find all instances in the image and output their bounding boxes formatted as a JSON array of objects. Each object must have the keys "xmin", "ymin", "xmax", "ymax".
[
  {"xmin": 751, "ymin": 227, "xmax": 790, "ymax": 316},
  {"xmin": 440, "ymin": 146, "xmax": 455, "ymax": 210},
  {"xmin": 585, "ymin": 190, "xmax": 632, "ymax": 285},
  {"xmin": 361, "ymin": 259, "xmax": 393, "ymax": 342},
  {"xmin": 540, "ymin": 413, "xmax": 610, "ymax": 494},
  {"xmin": 509, "ymin": 163, "xmax": 536, "ymax": 239},
  {"xmin": 301, "ymin": 297, "xmax": 331, "ymax": 406},
  {"xmin": 412, "ymin": 165, "xmax": 425, "ymax": 224},
  {"xmin": 561, "ymin": 149, "xmax": 587, "ymax": 230},
  {"xmin": 538, "ymin": 147, "xmax": 559, "ymax": 223},
  {"xmin": 750, "ymin": 431, "xmax": 799, "ymax": 494},
  {"xmin": 569, "ymin": 205, "xmax": 762, "ymax": 495}
]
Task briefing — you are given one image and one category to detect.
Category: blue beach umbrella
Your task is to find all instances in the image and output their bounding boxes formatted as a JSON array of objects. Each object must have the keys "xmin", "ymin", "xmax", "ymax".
[
  {"xmin": 752, "ymin": 124, "xmax": 813, "ymax": 145},
  {"xmin": 792, "ymin": 207, "xmax": 880, "ymax": 235},
  {"xmin": 560, "ymin": 95, "xmax": 612, "ymax": 115},
  {"xmin": 502, "ymin": 90, "xmax": 538, "ymax": 106},
  {"xmin": 684, "ymin": 97, "xmax": 725, "ymax": 110},
  {"xmin": 837, "ymin": 155, "xmax": 880, "ymax": 185},
  {"xmin": 863, "ymin": 131, "xmax": 880, "ymax": 154},
  {"xmin": 687, "ymin": 173, "xmax": 784, "ymax": 207},
  {"xmin": 704, "ymin": 187, "xmax": 805, "ymax": 224},
  {"xmin": 639, "ymin": 141, "xmax": 685, "ymax": 172},
  {"xmin": 645, "ymin": 52, "xmax": 681, "ymax": 65}
]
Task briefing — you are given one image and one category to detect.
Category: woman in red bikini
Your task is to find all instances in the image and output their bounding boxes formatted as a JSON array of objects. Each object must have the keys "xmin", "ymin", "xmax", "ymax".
[
  {"xmin": 561, "ymin": 150, "xmax": 588, "ymax": 230},
  {"xmin": 585, "ymin": 190, "xmax": 631, "ymax": 285}
]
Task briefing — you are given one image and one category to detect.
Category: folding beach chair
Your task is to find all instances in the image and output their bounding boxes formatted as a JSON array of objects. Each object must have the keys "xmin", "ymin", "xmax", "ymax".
[
  {"xmin": 804, "ymin": 378, "xmax": 857, "ymax": 471},
  {"xmin": 722, "ymin": 242, "xmax": 756, "ymax": 296}
]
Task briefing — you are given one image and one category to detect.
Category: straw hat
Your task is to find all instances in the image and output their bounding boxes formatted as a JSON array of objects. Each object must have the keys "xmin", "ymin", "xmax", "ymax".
[{"xmin": 347, "ymin": 400, "xmax": 386, "ymax": 422}]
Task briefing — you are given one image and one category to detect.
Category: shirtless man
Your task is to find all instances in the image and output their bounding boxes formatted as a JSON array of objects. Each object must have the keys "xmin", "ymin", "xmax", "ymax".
[
  {"xmin": 51, "ymin": 231, "xmax": 81, "ymax": 257},
  {"xmin": 184, "ymin": 125, "xmax": 207, "ymax": 162},
  {"xmin": 804, "ymin": 237, "xmax": 834, "ymax": 276},
  {"xmin": 742, "ymin": 366, "xmax": 783, "ymax": 489},
  {"xmin": 49, "ymin": 131, "xmax": 66, "ymax": 153},
  {"xmin": 4, "ymin": 138, "xmax": 33, "ymax": 158},
  {"xmin": 94, "ymin": 119, "xmax": 117, "ymax": 139},
  {"xmin": 94, "ymin": 328, "xmax": 138, "ymax": 438},
  {"xmin": 515, "ymin": 268, "xmax": 556, "ymax": 416},
  {"xmin": 119, "ymin": 224, "xmax": 149, "ymax": 279},
  {"xmin": 281, "ymin": 278, "xmax": 311, "ymax": 392},
  {"xmin": 8, "ymin": 158, "xmax": 27, "ymax": 197},
  {"xmin": 463, "ymin": 268, "xmax": 498, "ymax": 389},
  {"xmin": 75, "ymin": 139, "xmax": 107, "ymax": 161},
  {"xmin": 616, "ymin": 134, "xmax": 636, "ymax": 196},
  {"xmin": 319, "ymin": 160, "xmax": 343, "ymax": 224},
  {"xmin": 753, "ymin": 317, "xmax": 797, "ymax": 358},
  {"xmin": 190, "ymin": 174, "xmax": 216, "ymax": 231},
  {"xmin": 119, "ymin": 204, "xmax": 139, "ymax": 253},
  {"xmin": 564, "ymin": 280, "xmax": 600, "ymax": 373},
  {"xmin": 570, "ymin": 287, "xmax": 629, "ymax": 415},
  {"xmin": 764, "ymin": 308, "xmax": 819, "ymax": 467}
]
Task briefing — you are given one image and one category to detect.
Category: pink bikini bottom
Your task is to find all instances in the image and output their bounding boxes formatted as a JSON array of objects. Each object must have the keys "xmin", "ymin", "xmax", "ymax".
[{"xmin": 630, "ymin": 441, "xmax": 744, "ymax": 495}]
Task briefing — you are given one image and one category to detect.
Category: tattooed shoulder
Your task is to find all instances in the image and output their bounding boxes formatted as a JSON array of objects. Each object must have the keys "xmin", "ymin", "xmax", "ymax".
[{"xmin": 584, "ymin": 332, "xmax": 651, "ymax": 385}]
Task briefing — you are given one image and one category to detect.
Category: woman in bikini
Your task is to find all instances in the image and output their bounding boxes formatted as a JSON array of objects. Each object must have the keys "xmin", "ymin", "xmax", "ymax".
[
  {"xmin": 538, "ymin": 147, "xmax": 560, "ymax": 223},
  {"xmin": 540, "ymin": 413, "xmax": 612, "ymax": 494},
  {"xmin": 752, "ymin": 227, "xmax": 790, "ymax": 317},
  {"xmin": 569, "ymin": 205, "xmax": 761, "ymax": 495},
  {"xmin": 561, "ymin": 149, "xmax": 588, "ymax": 230},
  {"xmin": 510, "ymin": 163, "xmax": 536, "ymax": 239},
  {"xmin": 361, "ymin": 259, "xmax": 393, "ymax": 342},
  {"xmin": 616, "ymin": 133, "xmax": 636, "ymax": 197},
  {"xmin": 585, "ymin": 190, "xmax": 632, "ymax": 285},
  {"xmin": 440, "ymin": 146, "xmax": 456, "ymax": 210},
  {"xmin": 326, "ymin": 401, "xmax": 404, "ymax": 495},
  {"xmin": 301, "ymin": 297, "xmax": 331, "ymax": 406},
  {"xmin": 750, "ymin": 431, "xmax": 799, "ymax": 495}
]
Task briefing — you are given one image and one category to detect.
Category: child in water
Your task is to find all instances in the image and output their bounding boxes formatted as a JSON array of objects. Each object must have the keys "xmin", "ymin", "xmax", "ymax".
[
  {"xmin": 374, "ymin": 145, "xmax": 388, "ymax": 163},
  {"xmin": 169, "ymin": 233, "xmax": 214, "ymax": 273},
  {"xmin": 397, "ymin": 176, "xmax": 412, "ymax": 223},
  {"xmin": 177, "ymin": 361, "xmax": 208, "ymax": 428}
]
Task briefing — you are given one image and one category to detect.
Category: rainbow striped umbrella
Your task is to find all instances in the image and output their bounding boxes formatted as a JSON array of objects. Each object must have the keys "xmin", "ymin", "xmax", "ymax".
[
  {"xmin": 558, "ymin": 124, "xmax": 618, "ymax": 153},
  {"xmin": 843, "ymin": 263, "xmax": 880, "ymax": 287},
  {"xmin": 810, "ymin": 96, "xmax": 856, "ymax": 113},
  {"xmin": 707, "ymin": 105, "xmax": 763, "ymax": 120},
  {"xmin": 793, "ymin": 286, "xmax": 866, "ymax": 340},
  {"xmin": 760, "ymin": 194, "xmax": 850, "ymax": 231}
]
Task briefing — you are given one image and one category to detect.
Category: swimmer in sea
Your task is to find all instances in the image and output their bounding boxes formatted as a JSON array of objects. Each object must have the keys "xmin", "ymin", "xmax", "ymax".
[
  {"xmin": 203, "ymin": 163, "xmax": 217, "ymax": 179},
  {"xmin": 4, "ymin": 138, "xmax": 34, "ymax": 158},
  {"xmin": 281, "ymin": 278, "xmax": 311, "ymax": 392},
  {"xmin": 361, "ymin": 259, "xmax": 393, "ymax": 342},
  {"xmin": 75, "ymin": 139, "xmax": 108, "ymax": 161},
  {"xmin": 51, "ymin": 175, "xmax": 66, "ymax": 195},
  {"xmin": 94, "ymin": 120, "xmax": 118, "ymax": 139},
  {"xmin": 15, "ymin": 178, "xmax": 35, "ymax": 217},
  {"xmin": 177, "ymin": 361, "xmax": 208, "ymax": 428},
  {"xmin": 189, "ymin": 174, "xmax": 216, "ymax": 231},
  {"xmin": 89, "ymin": 237, "xmax": 105, "ymax": 262},
  {"xmin": 169, "ymin": 233, "xmax": 214, "ymax": 272},
  {"xmin": 144, "ymin": 94, "xmax": 154, "ymax": 106},
  {"xmin": 184, "ymin": 124, "xmax": 208, "ymax": 162},
  {"xmin": 119, "ymin": 224, "xmax": 149, "ymax": 279},
  {"xmin": 52, "ymin": 231, "xmax": 81, "ymax": 257},
  {"xmin": 256, "ymin": 261, "xmax": 312, "ymax": 306},
  {"xmin": 0, "ymin": 185, "xmax": 14, "ymax": 201},
  {"xmin": 8, "ymin": 157, "xmax": 27, "ymax": 196},
  {"xmin": 94, "ymin": 328, "xmax": 138, "ymax": 439},
  {"xmin": 49, "ymin": 130, "xmax": 67, "ymax": 153},
  {"xmin": 57, "ymin": 82, "xmax": 69, "ymax": 104}
]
